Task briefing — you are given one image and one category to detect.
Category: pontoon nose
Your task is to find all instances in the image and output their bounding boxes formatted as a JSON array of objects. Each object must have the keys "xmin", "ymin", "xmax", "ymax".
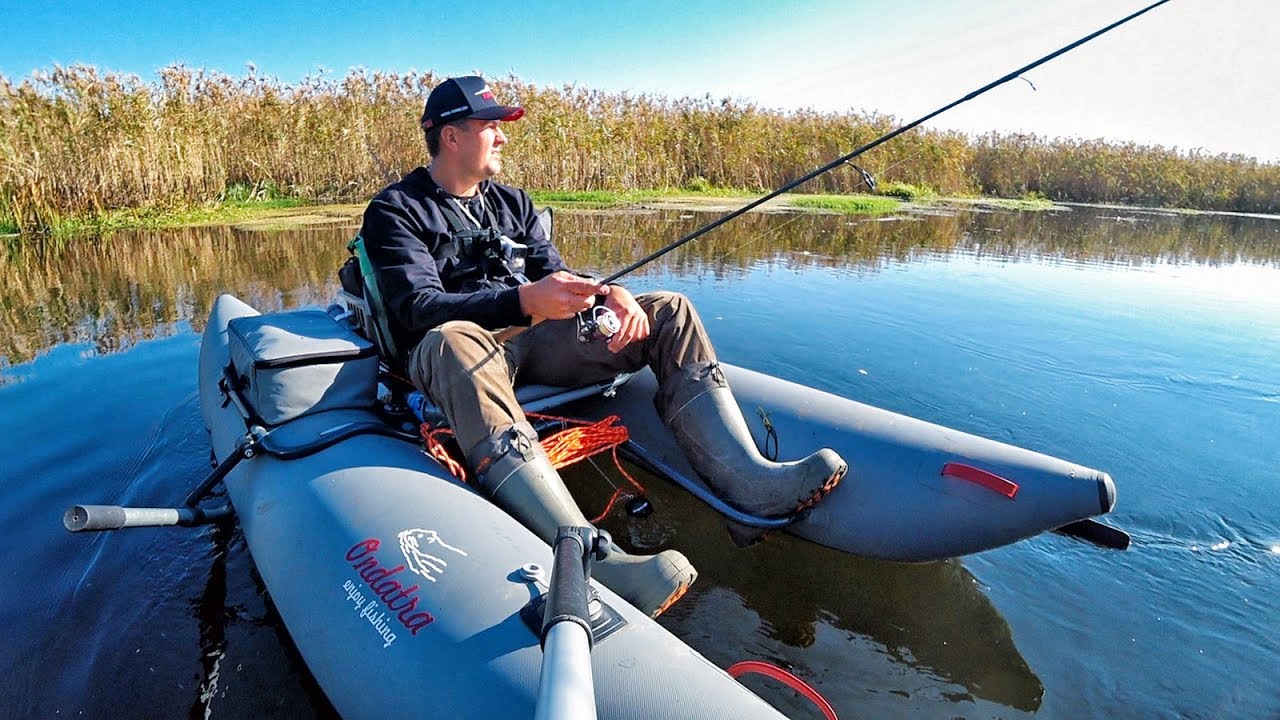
[{"xmin": 1097, "ymin": 471, "xmax": 1116, "ymax": 514}]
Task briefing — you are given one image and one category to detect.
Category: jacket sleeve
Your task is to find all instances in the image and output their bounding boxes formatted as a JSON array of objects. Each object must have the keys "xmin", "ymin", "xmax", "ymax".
[{"xmin": 361, "ymin": 196, "xmax": 528, "ymax": 334}]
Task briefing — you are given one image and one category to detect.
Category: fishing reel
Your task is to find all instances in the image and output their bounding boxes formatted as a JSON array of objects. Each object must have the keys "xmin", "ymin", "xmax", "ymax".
[{"xmin": 577, "ymin": 303, "xmax": 621, "ymax": 343}]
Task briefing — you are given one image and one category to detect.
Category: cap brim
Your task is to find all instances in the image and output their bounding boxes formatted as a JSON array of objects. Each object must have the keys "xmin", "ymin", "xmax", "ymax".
[{"xmin": 470, "ymin": 105, "xmax": 524, "ymax": 122}]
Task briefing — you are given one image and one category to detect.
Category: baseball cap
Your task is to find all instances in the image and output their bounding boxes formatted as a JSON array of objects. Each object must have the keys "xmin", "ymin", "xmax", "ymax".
[{"xmin": 421, "ymin": 76, "xmax": 525, "ymax": 130}]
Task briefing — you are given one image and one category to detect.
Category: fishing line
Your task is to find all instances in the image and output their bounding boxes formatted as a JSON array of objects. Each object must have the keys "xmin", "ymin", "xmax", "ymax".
[
  {"xmin": 709, "ymin": 212, "xmax": 810, "ymax": 265},
  {"xmin": 600, "ymin": 0, "xmax": 1174, "ymax": 285}
]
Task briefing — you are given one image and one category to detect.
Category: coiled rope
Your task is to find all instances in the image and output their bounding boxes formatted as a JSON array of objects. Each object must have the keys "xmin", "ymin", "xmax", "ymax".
[{"xmin": 419, "ymin": 412, "xmax": 647, "ymax": 523}]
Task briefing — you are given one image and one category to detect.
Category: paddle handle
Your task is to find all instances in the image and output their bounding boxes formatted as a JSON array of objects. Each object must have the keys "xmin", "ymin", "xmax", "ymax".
[
  {"xmin": 63, "ymin": 504, "xmax": 233, "ymax": 532},
  {"xmin": 534, "ymin": 527, "xmax": 606, "ymax": 720}
]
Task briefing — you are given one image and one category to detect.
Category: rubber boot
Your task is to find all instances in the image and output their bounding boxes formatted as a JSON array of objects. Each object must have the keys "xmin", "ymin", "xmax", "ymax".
[
  {"xmin": 661, "ymin": 364, "xmax": 847, "ymax": 546},
  {"xmin": 469, "ymin": 422, "xmax": 696, "ymax": 617}
]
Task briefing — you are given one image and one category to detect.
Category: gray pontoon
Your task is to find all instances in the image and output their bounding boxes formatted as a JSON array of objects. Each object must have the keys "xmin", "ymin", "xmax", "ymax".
[
  {"xmin": 66, "ymin": 287, "xmax": 1118, "ymax": 718},
  {"xmin": 195, "ymin": 293, "xmax": 791, "ymax": 719}
]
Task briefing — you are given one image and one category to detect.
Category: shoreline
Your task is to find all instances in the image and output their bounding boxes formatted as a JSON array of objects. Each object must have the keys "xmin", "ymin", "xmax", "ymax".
[
  {"xmin": 212, "ymin": 194, "xmax": 1280, "ymax": 233},
  {"xmin": 6, "ymin": 192, "xmax": 1279, "ymax": 239}
]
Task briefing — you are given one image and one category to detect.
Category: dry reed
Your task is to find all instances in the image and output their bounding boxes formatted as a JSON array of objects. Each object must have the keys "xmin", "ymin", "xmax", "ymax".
[{"xmin": 2, "ymin": 65, "xmax": 1278, "ymax": 235}]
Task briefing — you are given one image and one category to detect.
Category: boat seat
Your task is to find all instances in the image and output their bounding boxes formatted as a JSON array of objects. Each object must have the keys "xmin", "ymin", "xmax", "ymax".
[
  {"xmin": 410, "ymin": 373, "xmax": 633, "ymax": 426},
  {"xmin": 338, "ymin": 237, "xmax": 402, "ymax": 367},
  {"xmin": 335, "ymin": 208, "xmax": 631, "ymax": 423}
]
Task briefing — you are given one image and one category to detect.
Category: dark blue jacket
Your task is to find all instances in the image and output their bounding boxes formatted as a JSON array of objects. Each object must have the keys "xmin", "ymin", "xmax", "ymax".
[{"xmin": 359, "ymin": 167, "xmax": 568, "ymax": 354}]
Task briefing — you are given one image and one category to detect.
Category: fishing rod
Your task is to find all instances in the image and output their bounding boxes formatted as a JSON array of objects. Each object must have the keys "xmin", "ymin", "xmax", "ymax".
[{"xmin": 600, "ymin": 0, "xmax": 1173, "ymax": 285}]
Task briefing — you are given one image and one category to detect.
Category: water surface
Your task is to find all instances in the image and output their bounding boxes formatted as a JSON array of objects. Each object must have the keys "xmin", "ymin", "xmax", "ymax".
[{"xmin": 2, "ymin": 204, "xmax": 1277, "ymax": 718}]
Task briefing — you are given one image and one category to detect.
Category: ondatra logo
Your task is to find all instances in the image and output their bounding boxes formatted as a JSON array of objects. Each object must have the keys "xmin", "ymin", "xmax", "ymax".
[
  {"xmin": 344, "ymin": 538, "xmax": 436, "ymax": 641},
  {"xmin": 398, "ymin": 528, "xmax": 469, "ymax": 582}
]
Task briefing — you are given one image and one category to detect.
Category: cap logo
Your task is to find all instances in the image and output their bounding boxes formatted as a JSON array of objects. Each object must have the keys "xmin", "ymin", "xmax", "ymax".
[
  {"xmin": 474, "ymin": 85, "xmax": 495, "ymax": 100},
  {"xmin": 439, "ymin": 106, "xmax": 469, "ymax": 118}
]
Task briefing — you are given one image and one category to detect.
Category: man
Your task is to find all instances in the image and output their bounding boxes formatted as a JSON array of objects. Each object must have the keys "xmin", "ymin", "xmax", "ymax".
[{"xmin": 358, "ymin": 76, "xmax": 846, "ymax": 617}]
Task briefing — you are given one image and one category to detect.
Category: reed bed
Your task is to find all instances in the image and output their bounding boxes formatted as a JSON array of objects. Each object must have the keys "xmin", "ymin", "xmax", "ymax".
[{"xmin": 2, "ymin": 65, "xmax": 1278, "ymax": 234}]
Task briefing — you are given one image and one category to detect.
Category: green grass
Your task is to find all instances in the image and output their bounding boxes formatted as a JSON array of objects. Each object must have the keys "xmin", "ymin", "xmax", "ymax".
[
  {"xmin": 529, "ymin": 185, "xmax": 755, "ymax": 208},
  {"xmin": 220, "ymin": 181, "xmax": 296, "ymax": 204},
  {"xmin": 678, "ymin": 177, "xmax": 754, "ymax": 196},
  {"xmin": 6, "ymin": 180, "xmax": 310, "ymax": 237},
  {"xmin": 0, "ymin": 200, "xmax": 17, "ymax": 235},
  {"xmin": 981, "ymin": 196, "xmax": 1059, "ymax": 211},
  {"xmin": 633, "ymin": 186, "xmax": 754, "ymax": 200},
  {"xmin": 790, "ymin": 194, "xmax": 901, "ymax": 215},
  {"xmin": 528, "ymin": 190, "xmax": 625, "ymax": 205},
  {"xmin": 44, "ymin": 197, "xmax": 309, "ymax": 237}
]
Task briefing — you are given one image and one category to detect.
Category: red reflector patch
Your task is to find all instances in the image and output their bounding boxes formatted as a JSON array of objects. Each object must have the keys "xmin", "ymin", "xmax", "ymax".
[{"xmin": 941, "ymin": 462, "xmax": 1019, "ymax": 499}]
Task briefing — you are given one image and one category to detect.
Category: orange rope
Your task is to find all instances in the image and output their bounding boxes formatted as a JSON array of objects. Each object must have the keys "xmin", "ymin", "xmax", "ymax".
[
  {"xmin": 530, "ymin": 412, "xmax": 648, "ymax": 523},
  {"xmin": 531, "ymin": 413, "xmax": 626, "ymax": 469},
  {"xmin": 420, "ymin": 424, "xmax": 469, "ymax": 482},
  {"xmin": 590, "ymin": 486, "xmax": 631, "ymax": 525},
  {"xmin": 418, "ymin": 413, "xmax": 648, "ymax": 522}
]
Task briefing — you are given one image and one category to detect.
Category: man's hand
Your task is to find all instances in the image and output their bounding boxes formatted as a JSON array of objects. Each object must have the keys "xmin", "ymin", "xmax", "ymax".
[
  {"xmin": 518, "ymin": 271, "xmax": 608, "ymax": 320},
  {"xmin": 601, "ymin": 284, "xmax": 650, "ymax": 353}
]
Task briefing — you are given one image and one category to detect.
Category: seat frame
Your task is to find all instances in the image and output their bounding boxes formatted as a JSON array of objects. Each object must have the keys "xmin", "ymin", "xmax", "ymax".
[{"xmin": 334, "ymin": 208, "xmax": 631, "ymax": 423}]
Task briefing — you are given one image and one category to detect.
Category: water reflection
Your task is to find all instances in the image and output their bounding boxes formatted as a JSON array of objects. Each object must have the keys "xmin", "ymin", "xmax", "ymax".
[
  {"xmin": 3, "ymin": 207, "xmax": 1277, "ymax": 369},
  {"xmin": 565, "ymin": 460, "xmax": 1043, "ymax": 714},
  {"xmin": 0, "ymin": 224, "xmax": 350, "ymax": 368},
  {"xmin": 190, "ymin": 520, "xmax": 233, "ymax": 719}
]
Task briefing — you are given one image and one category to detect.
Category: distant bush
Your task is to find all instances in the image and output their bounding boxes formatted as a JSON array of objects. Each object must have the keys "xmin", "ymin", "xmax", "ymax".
[
  {"xmin": 878, "ymin": 181, "xmax": 937, "ymax": 201},
  {"xmin": 684, "ymin": 175, "xmax": 714, "ymax": 193}
]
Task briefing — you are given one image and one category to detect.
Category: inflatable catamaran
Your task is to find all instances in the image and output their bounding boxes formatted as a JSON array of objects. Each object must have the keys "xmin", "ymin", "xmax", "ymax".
[
  {"xmin": 63, "ymin": 209, "xmax": 1126, "ymax": 717},
  {"xmin": 62, "ymin": 280, "xmax": 1121, "ymax": 717},
  {"xmin": 62, "ymin": 204, "xmax": 1125, "ymax": 718}
]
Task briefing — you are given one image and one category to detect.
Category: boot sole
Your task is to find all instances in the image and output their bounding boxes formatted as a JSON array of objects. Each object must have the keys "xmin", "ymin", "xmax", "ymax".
[
  {"xmin": 726, "ymin": 463, "xmax": 848, "ymax": 547},
  {"xmin": 643, "ymin": 553, "xmax": 698, "ymax": 618},
  {"xmin": 652, "ymin": 581, "xmax": 692, "ymax": 618},
  {"xmin": 599, "ymin": 551, "xmax": 698, "ymax": 618}
]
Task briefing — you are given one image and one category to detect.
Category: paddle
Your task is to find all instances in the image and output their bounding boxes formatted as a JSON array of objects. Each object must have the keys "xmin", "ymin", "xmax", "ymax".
[
  {"xmin": 1054, "ymin": 518, "xmax": 1131, "ymax": 550},
  {"xmin": 534, "ymin": 526, "xmax": 609, "ymax": 720}
]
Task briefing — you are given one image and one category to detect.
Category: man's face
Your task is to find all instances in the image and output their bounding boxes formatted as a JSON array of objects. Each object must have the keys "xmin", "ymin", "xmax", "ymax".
[{"xmin": 450, "ymin": 118, "xmax": 507, "ymax": 180}]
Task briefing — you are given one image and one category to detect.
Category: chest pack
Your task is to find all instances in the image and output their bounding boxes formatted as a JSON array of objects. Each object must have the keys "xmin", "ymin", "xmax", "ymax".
[{"xmin": 434, "ymin": 196, "xmax": 530, "ymax": 292}]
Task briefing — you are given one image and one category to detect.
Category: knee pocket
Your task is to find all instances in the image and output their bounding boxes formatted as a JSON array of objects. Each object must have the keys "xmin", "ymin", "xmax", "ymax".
[
  {"xmin": 642, "ymin": 291, "xmax": 693, "ymax": 322},
  {"xmin": 420, "ymin": 321, "xmax": 503, "ymax": 368},
  {"xmin": 426, "ymin": 321, "xmax": 491, "ymax": 348}
]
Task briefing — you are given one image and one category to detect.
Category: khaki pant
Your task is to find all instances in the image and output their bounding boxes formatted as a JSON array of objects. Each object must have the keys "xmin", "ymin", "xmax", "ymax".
[{"xmin": 407, "ymin": 291, "xmax": 717, "ymax": 458}]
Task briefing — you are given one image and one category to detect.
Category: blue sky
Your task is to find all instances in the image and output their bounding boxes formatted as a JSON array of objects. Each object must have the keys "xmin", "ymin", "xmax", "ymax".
[{"xmin": 3, "ymin": 0, "xmax": 1276, "ymax": 161}]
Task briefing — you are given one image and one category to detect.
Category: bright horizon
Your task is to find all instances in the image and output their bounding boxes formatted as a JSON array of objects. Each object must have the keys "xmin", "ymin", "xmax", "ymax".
[{"xmin": 2, "ymin": 0, "xmax": 1275, "ymax": 162}]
